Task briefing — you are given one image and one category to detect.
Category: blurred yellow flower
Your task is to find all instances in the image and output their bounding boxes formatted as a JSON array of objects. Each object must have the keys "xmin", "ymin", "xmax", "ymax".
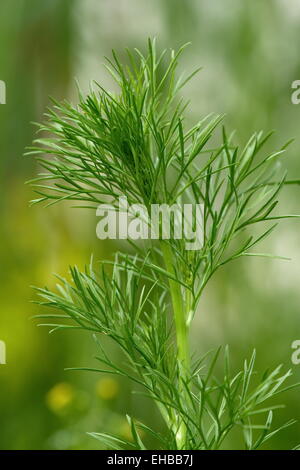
[
  {"xmin": 119, "ymin": 420, "xmax": 132, "ymax": 441},
  {"xmin": 46, "ymin": 382, "xmax": 74, "ymax": 413},
  {"xmin": 119, "ymin": 419, "xmax": 145, "ymax": 442},
  {"xmin": 95, "ymin": 377, "xmax": 119, "ymax": 400}
]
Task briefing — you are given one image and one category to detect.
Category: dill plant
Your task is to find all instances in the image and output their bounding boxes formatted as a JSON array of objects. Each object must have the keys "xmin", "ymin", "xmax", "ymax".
[{"xmin": 27, "ymin": 39, "xmax": 300, "ymax": 450}]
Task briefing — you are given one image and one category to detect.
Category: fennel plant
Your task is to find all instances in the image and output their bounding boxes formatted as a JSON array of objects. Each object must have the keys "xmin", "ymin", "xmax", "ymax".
[{"xmin": 27, "ymin": 39, "xmax": 300, "ymax": 450}]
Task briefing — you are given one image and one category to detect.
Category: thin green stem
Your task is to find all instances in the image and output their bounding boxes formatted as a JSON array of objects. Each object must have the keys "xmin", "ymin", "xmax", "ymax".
[{"xmin": 161, "ymin": 241, "xmax": 190, "ymax": 449}]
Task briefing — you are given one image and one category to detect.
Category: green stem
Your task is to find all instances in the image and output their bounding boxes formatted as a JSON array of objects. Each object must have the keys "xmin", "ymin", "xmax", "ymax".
[{"xmin": 161, "ymin": 242, "xmax": 190, "ymax": 449}]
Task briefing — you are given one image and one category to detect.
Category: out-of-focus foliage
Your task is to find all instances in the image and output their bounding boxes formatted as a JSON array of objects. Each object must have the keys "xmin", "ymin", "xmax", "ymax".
[{"xmin": 0, "ymin": 0, "xmax": 300, "ymax": 449}]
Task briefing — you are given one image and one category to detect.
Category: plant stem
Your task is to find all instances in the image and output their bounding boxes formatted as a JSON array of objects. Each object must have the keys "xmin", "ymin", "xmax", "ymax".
[{"xmin": 161, "ymin": 242, "xmax": 190, "ymax": 449}]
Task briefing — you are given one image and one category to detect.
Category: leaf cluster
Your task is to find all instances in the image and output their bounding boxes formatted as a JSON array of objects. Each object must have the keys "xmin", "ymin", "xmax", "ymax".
[{"xmin": 28, "ymin": 39, "xmax": 300, "ymax": 450}]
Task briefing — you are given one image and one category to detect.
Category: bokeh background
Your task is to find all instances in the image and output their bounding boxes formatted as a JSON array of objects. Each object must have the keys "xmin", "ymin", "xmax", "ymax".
[{"xmin": 0, "ymin": 0, "xmax": 300, "ymax": 449}]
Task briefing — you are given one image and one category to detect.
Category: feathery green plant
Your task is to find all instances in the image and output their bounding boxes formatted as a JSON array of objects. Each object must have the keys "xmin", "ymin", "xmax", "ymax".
[{"xmin": 27, "ymin": 39, "xmax": 300, "ymax": 450}]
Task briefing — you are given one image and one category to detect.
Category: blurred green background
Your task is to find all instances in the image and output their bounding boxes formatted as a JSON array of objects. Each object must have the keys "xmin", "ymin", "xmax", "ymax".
[{"xmin": 0, "ymin": 0, "xmax": 300, "ymax": 449}]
